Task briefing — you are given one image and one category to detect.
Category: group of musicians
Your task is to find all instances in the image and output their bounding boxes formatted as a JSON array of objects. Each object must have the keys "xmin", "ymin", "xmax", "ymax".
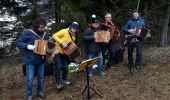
[{"xmin": 16, "ymin": 10, "xmax": 148, "ymax": 100}]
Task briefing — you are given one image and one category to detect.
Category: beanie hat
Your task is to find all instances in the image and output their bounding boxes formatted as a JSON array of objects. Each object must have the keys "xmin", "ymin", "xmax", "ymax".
[{"xmin": 68, "ymin": 22, "xmax": 79, "ymax": 34}]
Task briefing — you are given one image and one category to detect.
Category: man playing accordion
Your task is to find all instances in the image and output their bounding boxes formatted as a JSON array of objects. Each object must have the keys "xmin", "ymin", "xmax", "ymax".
[
  {"xmin": 52, "ymin": 22, "xmax": 79, "ymax": 90},
  {"xmin": 83, "ymin": 14, "xmax": 106, "ymax": 77},
  {"xmin": 102, "ymin": 13, "xmax": 121, "ymax": 69},
  {"xmin": 124, "ymin": 10, "xmax": 145, "ymax": 80},
  {"xmin": 16, "ymin": 17, "xmax": 50, "ymax": 100}
]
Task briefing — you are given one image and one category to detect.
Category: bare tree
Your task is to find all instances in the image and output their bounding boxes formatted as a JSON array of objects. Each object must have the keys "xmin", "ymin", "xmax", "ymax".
[{"xmin": 160, "ymin": 2, "xmax": 170, "ymax": 46}]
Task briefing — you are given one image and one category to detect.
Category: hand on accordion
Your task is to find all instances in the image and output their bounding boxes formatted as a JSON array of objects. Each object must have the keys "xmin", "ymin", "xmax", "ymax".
[
  {"xmin": 146, "ymin": 33, "xmax": 151, "ymax": 38},
  {"xmin": 49, "ymin": 37, "xmax": 55, "ymax": 43},
  {"xmin": 27, "ymin": 45, "xmax": 35, "ymax": 51},
  {"xmin": 61, "ymin": 42, "xmax": 67, "ymax": 48},
  {"xmin": 107, "ymin": 25, "xmax": 113, "ymax": 29},
  {"xmin": 128, "ymin": 29, "xmax": 136, "ymax": 34}
]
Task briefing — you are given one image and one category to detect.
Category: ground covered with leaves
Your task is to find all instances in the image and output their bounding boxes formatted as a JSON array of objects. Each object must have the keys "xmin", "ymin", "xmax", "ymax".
[{"xmin": 0, "ymin": 46, "xmax": 170, "ymax": 100}]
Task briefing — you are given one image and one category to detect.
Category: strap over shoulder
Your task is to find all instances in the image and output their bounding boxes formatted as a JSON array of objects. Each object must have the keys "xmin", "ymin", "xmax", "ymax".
[{"xmin": 25, "ymin": 29, "xmax": 46, "ymax": 39}]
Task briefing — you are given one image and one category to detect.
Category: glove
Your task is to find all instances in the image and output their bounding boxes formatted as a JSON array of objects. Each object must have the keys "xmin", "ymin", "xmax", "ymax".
[
  {"xmin": 128, "ymin": 29, "xmax": 136, "ymax": 34},
  {"xmin": 61, "ymin": 42, "xmax": 67, "ymax": 48},
  {"xmin": 146, "ymin": 33, "xmax": 151, "ymax": 38},
  {"xmin": 27, "ymin": 45, "xmax": 35, "ymax": 50}
]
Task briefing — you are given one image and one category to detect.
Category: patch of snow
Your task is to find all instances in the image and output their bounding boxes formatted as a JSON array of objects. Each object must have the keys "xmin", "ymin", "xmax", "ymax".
[
  {"xmin": 15, "ymin": 0, "xmax": 27, "ymax": 7},
  {"xmin": 0, "ymin": 14, "xmax": 17, "ymax": 22},
  {"xmin": 3, "ymin": 24, "xmax": 15, "ymax": 30},
  {"xmin": 61, "ymin": 19, "xmax": 65, "ymax": 23},
  {"xmin": 0, "ymin": 41, "xmax": 5, "ymax": 49},
  {"xmin": 46, "ymin": 20, "xmax": 55, "ymax": 27},
  {"xmin": 20, "ymin": 9, "xmax": 32, "ymax": 16},
  {"xmin": 37, "ymin": 0, "xmax": 48, "ymax": 5},
  {"xmin": 0, "ymin": 38, "xmax": 16, "ymax": 49}
]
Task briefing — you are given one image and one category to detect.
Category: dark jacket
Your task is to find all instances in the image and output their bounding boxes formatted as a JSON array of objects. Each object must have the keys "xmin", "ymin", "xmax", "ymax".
[
  {"xmin": 16, "ymin": 30, "xmax": 50, "ymax": 65},
  {"xmin": 83, "ymin": 26, "xmax": 101, "ymax": 54},
  {"xmin": 124, "ymin": 18, "xmax": 145, "ymax": 35}
]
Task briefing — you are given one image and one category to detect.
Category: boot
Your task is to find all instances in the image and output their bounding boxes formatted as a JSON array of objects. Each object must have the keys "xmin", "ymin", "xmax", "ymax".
[
  {"xmin": 128, "ymin": 65, "xmax": 133, "ymax": 75},
  {"xmin": 135, "ymin": 66, "xmax": 141, "ymax": 81}
]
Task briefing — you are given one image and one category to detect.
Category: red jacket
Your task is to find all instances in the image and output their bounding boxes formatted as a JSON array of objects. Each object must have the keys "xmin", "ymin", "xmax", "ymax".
[{"xmin": 103, "ymin": 21, "xmax": 120, "ymax": 39}]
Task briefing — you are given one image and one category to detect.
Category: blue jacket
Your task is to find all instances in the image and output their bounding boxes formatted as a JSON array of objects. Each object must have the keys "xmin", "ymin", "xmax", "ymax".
[
  {"xmin": 16, "ymin": 30, "xmax": 50, "ymax": 65},
  {"xmin": 124, "ymin": 18, "xmax": 145, "ymax": 35}
]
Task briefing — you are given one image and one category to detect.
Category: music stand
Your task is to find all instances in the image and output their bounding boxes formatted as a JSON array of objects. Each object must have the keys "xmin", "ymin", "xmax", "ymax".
[{"xmin": 77, "ymin": 57, "xmax": 103, "ymax": 99}]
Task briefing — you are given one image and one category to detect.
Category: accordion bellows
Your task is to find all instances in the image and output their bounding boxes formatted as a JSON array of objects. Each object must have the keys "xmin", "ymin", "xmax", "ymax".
[
  {"xmin": 62, "ymin": 42, "xmax": 81, "ymax": 60},
  {"xmin": 34, "ymin": 39, "xmax": 56, "ymax": 56},
  {"xmin": 94, "ymin": 30, "xmax": 111, "ymax": 43}
]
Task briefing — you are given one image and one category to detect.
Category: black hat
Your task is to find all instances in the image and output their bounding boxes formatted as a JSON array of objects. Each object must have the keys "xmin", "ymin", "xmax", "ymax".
[{"xmin": 91, "ymin": 14, "xmax": 99, "ymax": 23}]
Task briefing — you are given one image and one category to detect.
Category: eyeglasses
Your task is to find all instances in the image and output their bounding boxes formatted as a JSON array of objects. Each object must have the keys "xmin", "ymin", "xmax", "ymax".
[{"xmin": 39, "ymin": 27, "xmax": 45, "ymax": 29}]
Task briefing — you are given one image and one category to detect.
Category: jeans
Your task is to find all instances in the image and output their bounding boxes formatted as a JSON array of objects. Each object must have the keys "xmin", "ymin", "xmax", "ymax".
[
  {"xmin": 127, "ymin": 41, "xmax": 142, "ymax": 69},
  {"xmin": 87, "ymin": 51, "xmax": 104, "ymax": 74},
  {"xmin": 26, "ymin": 63, "xmax": 44, "ymax": 96},
  {"xmin": 54, "ymin": 54, "xmax": 69, "ymax": 83}
]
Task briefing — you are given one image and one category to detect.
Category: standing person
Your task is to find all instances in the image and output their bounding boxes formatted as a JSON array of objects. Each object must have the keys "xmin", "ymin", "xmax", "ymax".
[
  {"xmin": 16, "ymin": 17, "xmax": 49, "ymax": 100},
  {"xmin": 124, "ymin": 10, "xmax": 145, "ymax": 79},
  {"xmin": 52, "ymin": 22, "xmax": 79, "ymax": 90},
  {"xmin": 102, "ymin": 13, "xmax": 121, "ymax": 69},
  {"xmin": 83, "ymin": 14, "xmax": 106, "ymax": 76}
]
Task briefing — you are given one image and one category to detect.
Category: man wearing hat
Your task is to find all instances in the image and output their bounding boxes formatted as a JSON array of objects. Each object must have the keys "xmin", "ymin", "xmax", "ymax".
[
  {"xmin": 83, "ymin": 14, "xmax": 106, "ymax": 76},
  {"xmin": 52, "ymin": 22, "xmax": 79, "ymax": 90},
  {"xmin": 124, "ymin": 10, "xmax": 145, "ymax": 79}
]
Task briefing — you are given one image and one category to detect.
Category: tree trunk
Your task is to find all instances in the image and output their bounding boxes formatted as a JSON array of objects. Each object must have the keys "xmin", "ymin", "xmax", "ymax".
[
  {"xmin": 55, "ymin": 0, "xmax": 61, "ymax": 24},
  {"xmin": 160, "ymin": 3, "xmax": 170, "ymax": 46}
]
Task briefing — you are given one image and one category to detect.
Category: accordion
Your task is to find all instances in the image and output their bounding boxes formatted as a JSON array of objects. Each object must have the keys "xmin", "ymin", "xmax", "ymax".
[
  {"xmin": 136, "ymin": 27, "xmax": 150, "ymax": 39},
  {"xmin": 62, "ymin": 41, "xmax": 81, "ymax": 60},
  {"xmin": 94, "ymin": 30, "xmax": 111, "ymax": 43},
  {"xmin": 34, "ymin": 39, "xmax": 56, "ymax": 56}
]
